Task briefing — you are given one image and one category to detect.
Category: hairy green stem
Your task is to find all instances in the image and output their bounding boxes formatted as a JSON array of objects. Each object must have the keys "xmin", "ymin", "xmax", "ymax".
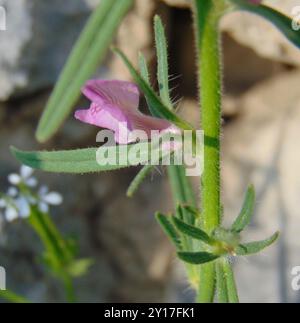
[{"xmin": 194, "ymin": 0, "xmax": 224, "ymax": 302}]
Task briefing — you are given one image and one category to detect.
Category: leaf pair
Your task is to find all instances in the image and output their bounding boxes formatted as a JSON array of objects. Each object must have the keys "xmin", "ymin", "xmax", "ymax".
[{"xmin": 175, "ymin": 186, "xmax": 279, "ymax": 265}]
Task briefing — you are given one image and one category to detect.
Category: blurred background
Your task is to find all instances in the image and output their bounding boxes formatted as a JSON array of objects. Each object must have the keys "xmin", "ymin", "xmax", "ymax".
[{"xmin": 0, "ymin": 0, "xmax": 300, "ymax": 303}]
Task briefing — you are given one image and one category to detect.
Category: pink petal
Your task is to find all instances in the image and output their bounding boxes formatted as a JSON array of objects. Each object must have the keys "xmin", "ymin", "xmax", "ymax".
[
  {"xmin": 75, "ymin": 79, "xmax": 181, "ymax": 144},
  {"xmin": 75, "ymin": 102, "xmax": 132, "ymax": 144},
  {"xmin": 82, "ymin": 80, "xmax": 140, "ymax": 111}
]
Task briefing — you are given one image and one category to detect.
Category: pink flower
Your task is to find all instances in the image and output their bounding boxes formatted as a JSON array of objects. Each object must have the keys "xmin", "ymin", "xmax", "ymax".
[{"xmin": 75, "ymin": 80, "xmax": 180, "ymax": 144}]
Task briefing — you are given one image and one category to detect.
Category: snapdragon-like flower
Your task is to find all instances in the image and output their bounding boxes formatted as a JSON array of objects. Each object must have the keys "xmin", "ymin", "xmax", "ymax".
[{"xmin": 75, "ymin": 80, "xmax": 180, "ymax": 144}]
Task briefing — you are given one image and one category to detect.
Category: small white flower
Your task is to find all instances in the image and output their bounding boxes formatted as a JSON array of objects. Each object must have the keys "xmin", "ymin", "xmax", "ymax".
[
  {"xmin": 38, "ymin": 186, "xmax": 63, "ymax": 213},
  {"xmin": 8, "ymin": 166, "xmax": 38, "ymax": 188},
  {"xmin": 5, "ymin": 205, "xmax": 19, "ymax": 222},
  {"xmin": 7, "ymin": 187, "xmax": 18, "ymax": 197},
  {"xmin": 0, "ymin": 195, "xmax": 30, "ymax": 222},
  {"xmin": 15, "ymin": 196, "xmax": 31, "ymax": 219}
]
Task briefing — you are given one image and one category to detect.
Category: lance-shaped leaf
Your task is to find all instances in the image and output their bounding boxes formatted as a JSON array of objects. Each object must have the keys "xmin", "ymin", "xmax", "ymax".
[
  {"xmin": 154, "ymin": 15, "xmax": 173, "ymax": 109},
  {"xmin": 235, "ymin": 232, "xmax": 279, "ymax": 256},
  {"xmin": 231, "ymin": 185, "xmax": 255, "ymax": 233},
  {"xmin": 126, "ymin": 53, "xmax": 155, "ymax": 198},
  {"xmin": 182, "ymin": 205, "xmax": 201, "ymax": 219},
  {"xmin": 231, "ymin": 1, "xmax": 300, "ymax": 49},
  {"xmin": 177, "ymin": 251, "xmax": 219, "ymax": 265},
  {"xmin": 172, "ymin": 216, "xmax": 215, "ymax": 245},
  {"xmin": 36, "ymin": 0, "xmax": 134, "ymax": 143},
  {"xmin": 127, "ymin": 165, "xmax": 153, "ymax": 198},
  {"xmin": 11, "ymin": 142, "xmax": 152, "ymax": 174},
  {"xmin": 155, "ymin": 213, "xmax": 182, "ymax": 250},
  {"xmin": 215, "ymin": 259, "xmax": 240, "ymax": 303},
  {"xmin": 215, "ymin": 260, "xmax": 229, "ymax": 303},
  {"xmin": 113, "ymin": 48, "xmax": 194, "ymax": 131}
]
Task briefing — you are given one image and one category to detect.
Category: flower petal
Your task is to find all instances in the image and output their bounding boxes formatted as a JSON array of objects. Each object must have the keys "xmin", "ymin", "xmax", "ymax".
[
  {"xmin": 75, "ymin": 102, "xmax": 131, "ymax": 144},
  {"xmin": 82, "ymin": 80, "xmax": 140, "ymax": 111},
  {"xmin": 38, "ymin": 202, "xmax": 49, "ymax": 213},
  {"xmin": 16, "ymin": 197, "xmax": 31, "ymax": 219},
  {"xmin": 38, "ymin": 186, "xmax": 49, "ymax": 197},
  {"xmin": 20, "ymin": 165, "xmax": 34, "ymax": 179},
  {"xmin": 43, "ymin": 192, "xmax": 63, "ymax": 205},
  {"xmin": 7, "ymin": 187, "xmax": 18, "ymax": 197},
  {"xmin": 26, "ymin": 177, "xmax": 38, "ymax": 187},
  {"xmin": 8, "ymin": 174, "xmax": 21, "ymax": 185},
  {"xmin": 76, "ymin": 79, "xmax": 181, "ymax": 145},
  {"xmin": 5, "ymin": 207, "xmax": 18, "ymax": 222},
  {"xmin": 128, "ymin": 113, "xmax": 181, "ymax": 137}
]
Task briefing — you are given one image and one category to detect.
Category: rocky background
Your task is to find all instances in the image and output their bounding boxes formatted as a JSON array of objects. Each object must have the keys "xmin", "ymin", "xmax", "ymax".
[{"xmin": 0, "ymin": 0, "xmax": 300, "ymax": 303}]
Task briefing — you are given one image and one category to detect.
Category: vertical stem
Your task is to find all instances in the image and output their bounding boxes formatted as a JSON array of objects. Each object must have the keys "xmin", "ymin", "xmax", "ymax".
[
  {"xmin": 63, "ymin": 275, "xmax": 76, "ymax": 303},
  {"xmin": 194, "ymin": 0, "xmax": 224, "ymax": 302}
]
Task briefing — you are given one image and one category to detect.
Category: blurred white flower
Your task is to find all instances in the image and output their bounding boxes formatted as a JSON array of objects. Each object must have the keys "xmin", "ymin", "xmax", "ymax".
[
  {"xmin": 8, "ymin": 165, "xmax": 38, "ymax": 188},
  {"xmin": 38, "ymin": 186, "xmax": 63, "ymax": 213},
  {"xmin": 0, "ymin": 196, "xmax": 30, "ymax": 222},
  {"xmin": 0, "ymin": 166, "xmax": 63, "ymax": 223}
]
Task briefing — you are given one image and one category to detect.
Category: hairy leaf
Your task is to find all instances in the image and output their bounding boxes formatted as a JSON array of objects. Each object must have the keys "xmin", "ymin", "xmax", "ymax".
[
  {"xmin": 231, "ymin": 185, "xmax": 255, "ymax": 233},
  {"xmin": 172, "ymin": 216, "xmax": 214, "ymax": 245},
  {"xmin": 236, "ymin": 232, "xmax": 279, "ymax": 256},
  {"xmin": 177, "ymin": 251, "xmax": 219, "ymax": 265},
  {"xmin": 11, "ymin": 143, "xmax": 151, "ymax": 174},
  {"xmin": 155, "ymin": 213, "xmax": 182, "ymax": 249}
]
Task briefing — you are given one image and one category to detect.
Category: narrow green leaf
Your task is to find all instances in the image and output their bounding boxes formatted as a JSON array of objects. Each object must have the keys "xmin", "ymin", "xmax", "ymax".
[
  {"xmin": 215, "ymin": 260, "xmax": 229, "ymax": 303},
  {"xmin": 231, "ymin": 1, "xmax": 300, "ymax": 49},
  {"xmin": 178, "ymin": 251, "xmax": 219, "ymax": 265},
  {"xmin": 155, "ymin": 213, "xmax": 182, "ymax": 249},
  {"xmin": 154, "ymin": 15, "xmax": 173, "ymax": 109},
  {"xmin": 11, "ymin": 143, "xmax": 151, "ymax": 174},
  {"xmin": 113, "ymin": 48, "xmax": 194, "ymax": 131},
  {"xmin": 176, "ymin": 204, "xmax": 184, "ymax": 221},
  {"xmin": 231, "ymin": 185, "xmax": 255, "ymax": 233},
  {"xmin": 182, "ymin": 205, "xmax": 201, "ymax": 219},
  {"xmin": 236, "ymin": 232, "xmax": 279, "ymax": 256},
  {"xmin": 0, "ymin": 290, "xmax": 30, "ymax": 304},
  {"xmin": 124, "ymin": 53, "xmax": 156, "ymax": 198},
  {"xmin": 172, "ymin": 216, "xmax": 215, "ymax": 245},
  {"xmin": 36, "ymin": 0, "xmax": 134, "ymax": 143},
  {"xmin": 168, "ymin": 166, "xmax": 196, "ymax": 214},
  {"xmin": 222, "ymin": 259, "xmax": 239, "ymax": 303},
  {"xmin": 127, "ymin": 165, "xmax": 153, "ymax": 198}
]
